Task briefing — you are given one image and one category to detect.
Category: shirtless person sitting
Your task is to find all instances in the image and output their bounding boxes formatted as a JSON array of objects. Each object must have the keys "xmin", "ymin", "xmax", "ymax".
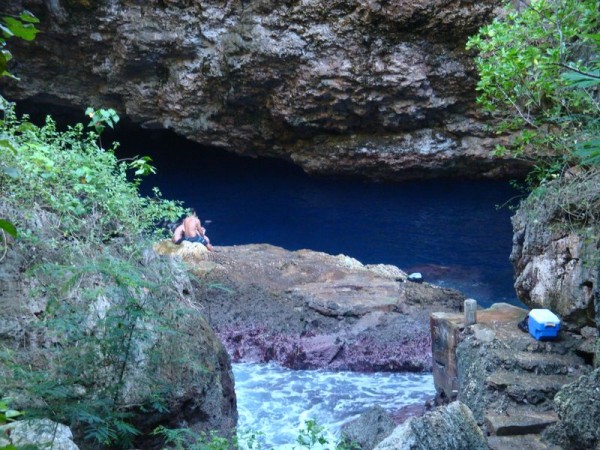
[{"xmin": 180, "ymin": 209, "xmax": 214, "ymax": 251}]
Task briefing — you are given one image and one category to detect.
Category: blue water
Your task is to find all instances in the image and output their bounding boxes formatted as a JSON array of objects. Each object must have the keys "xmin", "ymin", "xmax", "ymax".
[
  {"xmin": 118, "ymin": 131, "xmax": 523, "ymax": 307},
  {"xmin": 233, "ymin": 363, "xmax": 435, "ymax": 449},
  {"xmin": 115, "ymin": 131, "xmax": 524, "ymax": 446}
]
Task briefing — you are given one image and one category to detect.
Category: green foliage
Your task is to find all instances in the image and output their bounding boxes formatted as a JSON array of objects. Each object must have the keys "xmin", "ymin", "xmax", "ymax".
[
  {"xmin": 0, "ymin": 219, "xmax": 16, "ymax": 239},
  {"xmin": 466, "ymin": 0, "xmax": 599, "ymax": 173},
  {"xmin": 294, "ymin": 418, "xmax": 358, "ymax": 450},
  {"xmin": 153, "ymin": 426, "xmax": 261, "ymax": 450},
  {"xmin": 85, "ymin": 107, "xmax": 119, "ymax": 135},
  {"xmin": 153, "ymin": 419, "xmax": 359, "ymax": 450},
  {"xmin": 0, "ymin": 11, "xmax": 39, "ymax": 78},
  {"xmin": 296, "ymin": 419, "xmax": 328, "ymax": 449},
  {"xmin": 0, "ymin": 101, "xmax": 191, "ymax": 448},
  {"xmin": 0, "ymin": 400, "xmax": 41, "ymax": 450},
  {"xmin": 0, "ymin": 10, "xmax": 39, "ymax": 246},
  {"xmin": 0, "ymin": 399, "xmax": 22, "ymax": 425},
  {"xmin": 0, "ymin": 103, "xmax": 184, "ymax": 244}
]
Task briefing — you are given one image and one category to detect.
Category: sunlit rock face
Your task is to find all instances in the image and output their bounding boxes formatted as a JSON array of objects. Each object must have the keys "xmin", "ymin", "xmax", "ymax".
[
  {"xmin": 1, "ymin": 0, "xmax": 529, "ymax": 180},
  {"xmin": 510, "ymin": 170, "xmax": 600, "ymax": 329}
]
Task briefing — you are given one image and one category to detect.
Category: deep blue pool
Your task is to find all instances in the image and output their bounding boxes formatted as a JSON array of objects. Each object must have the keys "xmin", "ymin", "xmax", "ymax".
[{"xmin": 118, "ymin": 131, "xmax": 524, "ymax": 307}]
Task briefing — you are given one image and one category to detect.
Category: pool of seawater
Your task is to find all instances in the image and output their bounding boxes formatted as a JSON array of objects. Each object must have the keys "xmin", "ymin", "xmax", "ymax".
[
  {"xmin": 119, "ymin": 131, "xmax": 524, "ymax": 307},
  {"xmin": 112, "ymin": 131, "xmax": 524, "ymax": 447},
  {"xmin": 233, "ymin": 363, "xmax": 435, "ymax": 449}
]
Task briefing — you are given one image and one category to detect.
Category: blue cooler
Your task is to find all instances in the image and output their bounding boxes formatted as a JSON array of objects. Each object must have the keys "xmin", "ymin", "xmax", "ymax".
[{"xmin": 528, "ymin": 309, "xmax": 561, "ymax": 340}]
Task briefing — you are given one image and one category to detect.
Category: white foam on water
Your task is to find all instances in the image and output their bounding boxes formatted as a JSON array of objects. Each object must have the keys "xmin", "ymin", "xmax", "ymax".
[{"xmin": 233, "ymin": 363, "xmax": 435, "ymax": 449}]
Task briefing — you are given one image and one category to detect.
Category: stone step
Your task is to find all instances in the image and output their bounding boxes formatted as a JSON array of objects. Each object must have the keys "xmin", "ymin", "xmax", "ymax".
[
  {"xmin": 496, "ymin": 350, "xmax": 585, "ymax": 375},
  {"xmin": 486, "ymin": 370, "xmax": 573, "ymax": 405},
  {"xmin": 485, "ymin": 408, "xmax": 559, "ymax": 436},
  {"xmin": 487, "ymin": 434, "xmax": 562, "ymax": 450}
]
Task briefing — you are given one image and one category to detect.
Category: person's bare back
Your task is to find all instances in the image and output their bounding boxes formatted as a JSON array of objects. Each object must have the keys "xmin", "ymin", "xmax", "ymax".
[
  {"xmin": 183, "ymin": 214, "xmax": 203, "ymax": 238},
  {"xmin": 180, "ymin": 210, "xmax": 214, "ymax": 251}
]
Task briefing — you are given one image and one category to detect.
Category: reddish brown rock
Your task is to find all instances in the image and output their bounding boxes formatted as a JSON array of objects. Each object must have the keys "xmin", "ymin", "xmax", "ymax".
[{"xmin": 155, "ymin": 242, "xmax": 466, "ymax": 371}]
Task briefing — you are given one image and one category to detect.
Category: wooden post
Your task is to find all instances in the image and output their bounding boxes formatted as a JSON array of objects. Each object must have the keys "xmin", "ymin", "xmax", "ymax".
[{"xmin": 464, "ymin": 299, "xmax": 477, "ymax": 326}]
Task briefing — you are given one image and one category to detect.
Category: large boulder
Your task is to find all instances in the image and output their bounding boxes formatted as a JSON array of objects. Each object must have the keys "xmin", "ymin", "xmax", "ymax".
[
  {"xmin": 0, "ymin": 0, "xmax": 530, "ymax": 181},
  {"xmin": 0, "ymin": 205, "xmax": 237, "ymax": 447},
  {"xmin": 0, "ymin": 419, "xmax": 79, "ymax": 450},
  {"xmin": 373, "ymin": 401, "xmax": 488, "ymax": 450},
  {"xmin": 341, "ymin": 405, "xmax": 396, "ymax": 450},
  {"xmin": 544, "ymin": 368, "xmax": 600, "ymax": 450}
]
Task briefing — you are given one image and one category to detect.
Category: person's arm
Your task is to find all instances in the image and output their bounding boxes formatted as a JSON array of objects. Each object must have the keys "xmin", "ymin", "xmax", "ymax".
[{"xmin": 196, "ymin": 218, "xmax": 206, "ymax": 237}]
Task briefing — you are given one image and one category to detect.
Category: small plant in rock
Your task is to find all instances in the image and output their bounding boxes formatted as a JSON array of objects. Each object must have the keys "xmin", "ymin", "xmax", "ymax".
[
  {"xmin": 0, "ymin": 398, "xmax": 22, "ymax": 425},
  {"xmin": 153, "ymin": 426, "xmax": 263, "ymax": 450},
  {"xmin": 295, "ymin": 419, "xmax": 360, "ymax": 450}
]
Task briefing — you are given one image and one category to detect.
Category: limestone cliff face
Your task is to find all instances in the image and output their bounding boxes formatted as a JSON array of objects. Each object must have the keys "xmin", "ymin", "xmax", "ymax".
[
  {"xmin": 510, "ymin": 170, "xmax": 600, "ymax": 328},
  {"xmin": 0, "ymin": 0, "xmax": 529, "ymax": 180}
]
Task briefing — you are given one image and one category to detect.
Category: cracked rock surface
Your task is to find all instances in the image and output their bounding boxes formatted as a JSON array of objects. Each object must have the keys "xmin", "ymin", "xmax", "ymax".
[{"xmin": 1, "ymin": 0, "xmax": 530, "ymax": 180}]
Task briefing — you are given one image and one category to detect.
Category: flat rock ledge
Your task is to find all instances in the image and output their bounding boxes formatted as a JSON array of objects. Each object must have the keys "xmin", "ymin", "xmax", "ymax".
[{"xmin": 154, "ymin": 241, "xmax": 466, "ymax": 372}]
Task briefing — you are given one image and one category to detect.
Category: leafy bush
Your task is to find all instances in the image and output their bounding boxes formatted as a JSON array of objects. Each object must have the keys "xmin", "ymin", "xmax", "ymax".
[
  {"xmin": 0, "ymin": 11, "xmax": 39, "ymax": 79},
  {"xmin": 0, "ymin": 102, "xmax": 200, "ymax": 448},
  {"xmin": 467, "ymin": 0, "xmax": 599, "ymax": 261},
  {"xmin": 0, "ymin": 103, "xmax": 184, "ymax": 246},
  {"xmin": 466, "ymin": 0, "xmax": 599, "ymax": 175},
  {"xmin": 0, "ymin": 10, "xmax": 39, "ymax": 243}
]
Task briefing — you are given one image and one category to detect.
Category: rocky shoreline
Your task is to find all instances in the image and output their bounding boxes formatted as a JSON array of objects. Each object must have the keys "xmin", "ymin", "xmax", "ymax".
[
  {"xmin": 155, "ymin": 234, "xmax": 599, "ymax": 450},
  {"xmin": 154, "ymin": 241, "xmax": 466, "ymax": 373}
]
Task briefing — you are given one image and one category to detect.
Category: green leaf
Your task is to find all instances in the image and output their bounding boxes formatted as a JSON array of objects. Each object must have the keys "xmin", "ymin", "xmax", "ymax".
[
  {"xmin": 561, "ymin": 70, "xmax": 600, "ymax": 88},
  {"xmin": 1, "ymin": 17, "xmax": 38, "ymax": 41},
  {"xmin": 574, "ymin": 139, "xmax": 600, "ymax": 165},
  {"xmin": 0, "ymin": 138, "xmax": 18, "ymax": 154},
  {"xmin": 1, "ymin": 167, "xmax": 20, "ymax": 180},
  {"xmin": 582, "ymin": 33, "xmax": 600, "ymax": 44},
  {"xmin": 0, "ymin": 49, "xmax": 12, "ymax": 62},
  {"xmin": 16, "ymin": 122, "xmax": 38, "ymax": 133},
  {"xmin": 0, "ymin": 219, "xmax": 17, "ymax": 238},
  {"xmin": 4, "ymin": 409, "xmax": 21, "ymax": 419},
  {"xmin": 0, "ymin": 23, "xmax": 14, "ymax": 39},
  {"xmin": 19, "ymin": 11, "xmax": 40, "ymax": 24}
]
